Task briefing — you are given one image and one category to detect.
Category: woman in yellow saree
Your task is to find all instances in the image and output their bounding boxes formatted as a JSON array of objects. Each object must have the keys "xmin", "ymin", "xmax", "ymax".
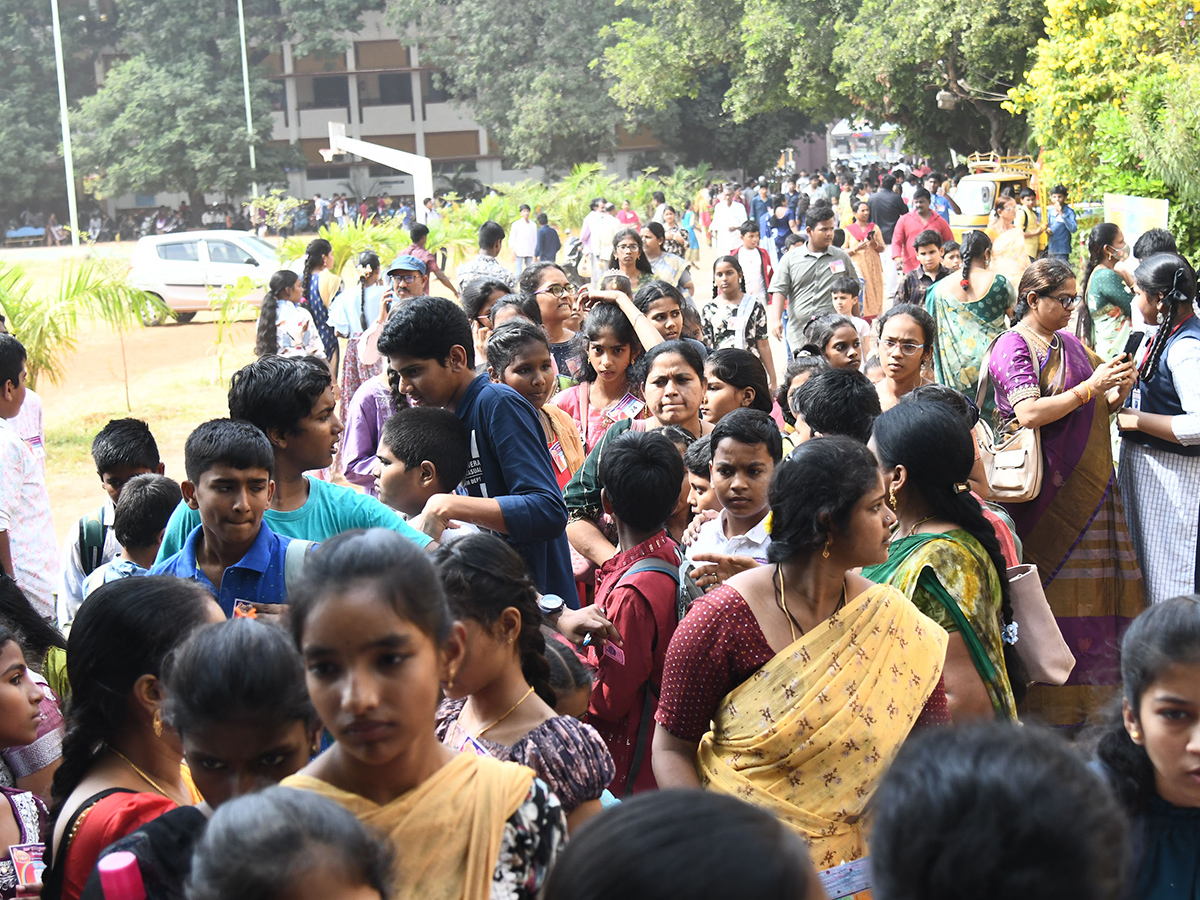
[
  {"xmin": 282, "ymin": 530, "xmax": 566, "ymax": 900},
  {"xmin": 653, "ymin": 437, "xmax": 948, "ymax": 872}
]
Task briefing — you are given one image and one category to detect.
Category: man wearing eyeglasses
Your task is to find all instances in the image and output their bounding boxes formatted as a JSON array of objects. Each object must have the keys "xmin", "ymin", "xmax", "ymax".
[{"xmin": 386, "ymin": 254, "xmax": 429, "ymax": 301}]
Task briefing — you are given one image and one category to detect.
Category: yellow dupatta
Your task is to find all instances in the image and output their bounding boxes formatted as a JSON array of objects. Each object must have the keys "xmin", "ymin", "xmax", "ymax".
[
  {"xmin": 283, "ymin": 753, "xmax": 534, "ymax": 900},
  {"xmin": 698, "ymin": 583, "xmax": 947, "ymax": 871}
]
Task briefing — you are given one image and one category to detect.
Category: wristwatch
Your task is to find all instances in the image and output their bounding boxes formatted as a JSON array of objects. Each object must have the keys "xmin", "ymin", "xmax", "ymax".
[{"xmin": 537, "ymin": 593, "xmax": 565, "ymax": 619}]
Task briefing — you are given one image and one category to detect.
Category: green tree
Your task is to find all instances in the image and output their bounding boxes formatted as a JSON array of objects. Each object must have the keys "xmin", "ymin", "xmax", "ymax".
[
  {"xmin": 0, "ymin": 0, "xmax": 109, "ymax": 218},
  {"xmin": 71, "ymin": 0, "xmax": 370, "ymax": 209},
  {"xmin": 600, "ymin": 0, "xmax": 1043, "ymax": 155},
  {"xmin": 388, "ymin": 0, "xmax": 630, "ymax": 172}
]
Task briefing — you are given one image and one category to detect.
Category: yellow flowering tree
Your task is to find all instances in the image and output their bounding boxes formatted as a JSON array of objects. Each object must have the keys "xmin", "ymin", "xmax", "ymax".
[{"xmin": 1009, "ymin": 0, "xmax": 1200, "ymax": 258}]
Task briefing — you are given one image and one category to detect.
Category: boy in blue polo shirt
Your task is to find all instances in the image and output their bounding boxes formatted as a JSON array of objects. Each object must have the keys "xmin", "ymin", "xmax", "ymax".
[{"xmin": 152, "ymin": 419, "xmax": 303, "ymax": 616}]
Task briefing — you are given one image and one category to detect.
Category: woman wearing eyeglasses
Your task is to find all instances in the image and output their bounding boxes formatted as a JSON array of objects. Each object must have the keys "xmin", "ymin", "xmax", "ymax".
[
  {"xmin": 875, "ymin": 304, "xmax": 937, "ymax": 411},
  {"xmin": 987, "ymin": 258, "xmax": 1144, "ymax": 727},
  {"xmin": 926, "ymin": 231, "xmax": 1015, "ymax": 397},
  {"xmin": 605, "ymin": 229, "xmax": 655, "ymax": 293}
]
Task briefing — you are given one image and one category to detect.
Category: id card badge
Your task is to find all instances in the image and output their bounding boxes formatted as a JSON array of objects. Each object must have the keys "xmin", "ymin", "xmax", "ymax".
[
  {"xmin": 548, "ymin": 439, "xmax": 568, "ymax": 473},
  {"xmin": 603, "ymin": 642, "xmax": 626, "ymax": 665},
  {"xmin": 1130, "ymin": 388, "xmax": 1142, "ymax": 411},
  {"xmin": 829, "ymin": 259, "xmax": 846, "ymax": 274},
  {"xmin": 24, "ymin": 435, "xmax": 44, "ymax": 461},
  {"xmin": 9, "ymin": 843, "xmax": 45, "ymax": 887},
  {"xmin": 453, "ymin": 730, "xmax": 492, "ymax": 757}
]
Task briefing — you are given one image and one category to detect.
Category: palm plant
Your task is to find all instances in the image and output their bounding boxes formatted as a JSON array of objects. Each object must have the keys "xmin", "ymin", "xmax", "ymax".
[
  {"xmin": 279, "ymin": 220, "xmax": 412, "ymax": 281},
  {"xmin": 0, "ymin": 260, "xmax": 170, "ymax": 409}
]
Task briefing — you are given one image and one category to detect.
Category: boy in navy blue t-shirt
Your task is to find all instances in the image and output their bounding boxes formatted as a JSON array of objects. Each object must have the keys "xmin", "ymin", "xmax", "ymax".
[{"xmin": 377, "ymin": 295, "xmax": 574, "ymax": 599}]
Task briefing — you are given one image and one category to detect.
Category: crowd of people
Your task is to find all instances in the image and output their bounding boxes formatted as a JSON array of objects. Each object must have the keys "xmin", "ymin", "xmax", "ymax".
[{"xmin": 0, "ymin": 160, "xmax": 1196, "ymax": 900}]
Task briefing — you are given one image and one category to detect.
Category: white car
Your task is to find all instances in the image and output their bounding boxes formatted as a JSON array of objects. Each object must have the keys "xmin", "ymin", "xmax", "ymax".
[{"xmin": 127, "ymin": 230, "xmax": 278, "ymax": 323}]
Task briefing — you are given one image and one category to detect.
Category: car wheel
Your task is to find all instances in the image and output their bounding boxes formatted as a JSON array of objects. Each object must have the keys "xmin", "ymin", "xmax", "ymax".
[
  {"xmin": 141, "ymin": 296, "xmax": 167, "ymax": 327},
  {"xmin": 174, "ymin": 312, "xmax": 197, "ymax": 324}
]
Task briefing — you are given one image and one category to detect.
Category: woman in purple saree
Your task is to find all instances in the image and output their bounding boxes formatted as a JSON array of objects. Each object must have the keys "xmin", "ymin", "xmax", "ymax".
[{"xmin": 986, "ymin": 259, "xmax": 1144, "ymax": 727}]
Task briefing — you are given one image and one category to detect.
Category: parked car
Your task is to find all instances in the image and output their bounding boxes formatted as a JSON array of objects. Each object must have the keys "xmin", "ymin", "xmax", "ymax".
[{"xmin": 127, "ymin": 230, "xmax": 278, "ymax": 323}]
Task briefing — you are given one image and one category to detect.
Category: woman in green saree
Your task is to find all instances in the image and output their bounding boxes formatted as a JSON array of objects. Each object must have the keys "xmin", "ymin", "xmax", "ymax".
[
  {"xmin": 863, "ymin": 399, "xmax": 1019, "ymax": 720},
  {"xmin": 926, "ymin": 230, "xmax": 1016, "ymax": 396}
]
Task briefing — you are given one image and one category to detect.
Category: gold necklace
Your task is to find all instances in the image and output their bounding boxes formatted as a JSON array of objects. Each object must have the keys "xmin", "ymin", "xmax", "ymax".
[
  {"xmin": 108, "ymin": 747, "xmax": 174, "ymax": 800},
  {"xmin": 774, "ymin": 565, "xmax": 846, "ymax": 643},
  {"xmin": 906, "ymin": 515, "xmax": 938, "ymax": 537},
  {"xmin": 1017, "ymin": 321, "xmax": 1056, "ymax": 349},
  {"xmin": 471, "ymin": 686, "xmax": 536, "ymax": 738}
]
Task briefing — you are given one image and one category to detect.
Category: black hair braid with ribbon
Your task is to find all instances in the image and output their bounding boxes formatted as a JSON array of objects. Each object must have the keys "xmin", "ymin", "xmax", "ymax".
[{"xmin": 1139, "ymin": 266, "xmax": 1192, "ymax": 381}]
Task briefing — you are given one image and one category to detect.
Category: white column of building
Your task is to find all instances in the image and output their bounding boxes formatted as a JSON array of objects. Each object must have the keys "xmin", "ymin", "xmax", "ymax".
[
  {"xmin": 346, "ymin": 45, "xmax": 362, "ymax": 141},
  {"xmin": 283, "ymin": 42, "xmax": 299, "ymax": 145},
  {"xmin": 409, "ymin": 44, "xmax": 426, "ymax": 158}
]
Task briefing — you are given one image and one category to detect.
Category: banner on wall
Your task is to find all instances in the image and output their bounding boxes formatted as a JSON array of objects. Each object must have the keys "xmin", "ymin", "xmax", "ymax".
[{"xmin": 1103, "ymin": 193, "xmax": 1170, "ymax": 250}]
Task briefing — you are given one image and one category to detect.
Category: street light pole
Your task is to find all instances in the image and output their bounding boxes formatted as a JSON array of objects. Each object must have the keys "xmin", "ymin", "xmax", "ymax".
[
  {"xmin": 49, "ymin": 0, "xmax": 79, "ymax": 247},
  {"xmin": 236, "ymin": 0, "xmax": 258, "ymax": 197}
]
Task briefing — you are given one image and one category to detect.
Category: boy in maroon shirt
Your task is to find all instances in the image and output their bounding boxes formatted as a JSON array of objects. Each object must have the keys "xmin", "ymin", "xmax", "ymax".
[{"xmin": 588, "ymin": 429, "xmax": 686, "ymax": 795}]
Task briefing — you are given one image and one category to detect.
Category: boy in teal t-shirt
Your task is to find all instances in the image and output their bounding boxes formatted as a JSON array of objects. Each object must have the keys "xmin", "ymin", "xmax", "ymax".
[{"xmin": 155, "ymin": 356, "xmax": 432, "ymax": 563}]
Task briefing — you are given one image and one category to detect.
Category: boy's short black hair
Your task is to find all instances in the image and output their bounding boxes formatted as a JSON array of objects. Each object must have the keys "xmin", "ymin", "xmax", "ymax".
[
  {"xmin": 599, "ymin": 430, "xmax": 685, "ymax": 534},
  {"xmin": 478, "ymin": 220, "xmax": 505, "ymax": 250},
  {"xmin": 1133, "ymin": 227, "xmax": 1177, "ymax": 260},
  {"xmin": 410, "ymin": 223, "xmax": 429, "ymax": 243},
  {"xmin": 942, "ymin": 240, "xmax": 961, "ymax": 255},
  {"xmin": 184, "ymin": 419, "xmax": 275, "ymax": 485},
  {"xmin": 228, "ymin": 356, "xmax": 331, "ymax": 438},
  {"xmin": 377, "ymin": 295, "xmax": 475, "ymax": 369},
  {"xmin": 783, "ymin": 233, "xmax": 804, "ymax": 251},
  {"xmin": 1018, "ymin": 186, "xmax": 1036, "ymax": 200},
  {"xmin": 738, "ymin": 221, "xmax": 759, "ymax": 236},
  {"xmin": 682, "ymin": 433, "xmax": 713, "ymax": 478},
  {"xmin": 114, "ymin": 473, "xmax": 182, "ymax": 548},
  {"xmin": 91, "ymin": 418, "xmax": 161, "ymax": 474},
  {"xmin": 791, "ymin": 368, "xmax": 881, "ymax": 444},
  {"xmin": 0, "ymin": 335, "xmax": 25, "ymax": 388},
  {"xmin": 805, "ymin": 205, "xmax": 836, "ymax": 232},
  {"xmin": 710, "ymin": 408, "xmax": 783, "ymax": 463},
  {"xmin": 380, "ymin": 407, "xmax": 470, "ymax": 493},
  {"xmin": 831, "ymin": 274, "xmax": 860, "ymax": 297},
  {"xmin": 914, "ymin": 229, "xmax": 944, "ymax": 251},
  {"xmin": 536, "ymin": 213, "xmax": 548, "ymax": 226}
]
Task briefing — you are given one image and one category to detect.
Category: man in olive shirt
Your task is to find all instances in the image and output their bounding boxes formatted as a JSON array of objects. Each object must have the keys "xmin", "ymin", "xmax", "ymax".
[{"xmin": 768, "ymin": 205, "xmax": 859, "ymax": 354}]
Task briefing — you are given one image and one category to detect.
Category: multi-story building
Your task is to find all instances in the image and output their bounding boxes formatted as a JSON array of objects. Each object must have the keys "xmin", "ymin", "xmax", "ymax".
[{"xmin": 112, "ymin": 12, "xmax": 660, "ymax": 210}]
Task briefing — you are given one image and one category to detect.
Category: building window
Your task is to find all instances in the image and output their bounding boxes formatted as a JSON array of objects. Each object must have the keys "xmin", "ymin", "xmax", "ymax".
[
  {"xmin": 307, "ymin": 165, "xmax": 350, "ymax": 180},
  {"xmin": 378, "ymin": 73, "xmax": 413, "ymax": 105},
  {"xmin": 421, "ymin": 72, "xmax": 451, "ymax": 104},
  {"xmin": 312, "ymin": 76, "xmax": 350, "ymax": 109}
]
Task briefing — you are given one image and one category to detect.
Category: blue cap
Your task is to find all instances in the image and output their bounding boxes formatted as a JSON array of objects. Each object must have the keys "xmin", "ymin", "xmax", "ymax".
[{"xmin": 387, "ymin": 254, "xmax": 427, "ymax": 276}]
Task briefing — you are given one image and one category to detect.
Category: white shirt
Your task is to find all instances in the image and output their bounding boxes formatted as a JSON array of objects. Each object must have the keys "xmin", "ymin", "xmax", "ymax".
[
  {"xmin": 58, "ymin": 497, "xmax": 121, "ymax": 629},
  {"xmin": 510, "ymin": 217, "xmax": 539, "ymax": 257},
  {"xmin": 736, "ymin": 247, "xmax": 766, "ymax": 296},
  {"xmin": 711, "ymin": 200, "xmax": 749, "ymax": 254},
  {"xmin": 0, "ymin": 418, "xmax": 58, "ymax": 619},
  {"xmin": 685, "ymin": 509, "xmax": 772, "ymax": 569}
]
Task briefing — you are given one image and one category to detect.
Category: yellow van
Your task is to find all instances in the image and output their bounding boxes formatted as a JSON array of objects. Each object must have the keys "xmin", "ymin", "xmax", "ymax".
[{"xmin": 949, "ymin": 154, "xmax": 1045, "ymax": 242}]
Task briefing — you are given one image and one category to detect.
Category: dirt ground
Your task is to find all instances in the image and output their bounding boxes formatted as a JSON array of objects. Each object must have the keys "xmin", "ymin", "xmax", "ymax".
[{"xmin": 38, "ymin": 314, "xmax": 257, "ymax": 544}]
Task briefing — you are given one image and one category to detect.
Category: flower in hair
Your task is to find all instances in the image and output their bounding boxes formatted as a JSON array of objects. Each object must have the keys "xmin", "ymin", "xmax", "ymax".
[{"xmin": 1002, "ymin": 622, "xmax": 1019, "ymax": 645}]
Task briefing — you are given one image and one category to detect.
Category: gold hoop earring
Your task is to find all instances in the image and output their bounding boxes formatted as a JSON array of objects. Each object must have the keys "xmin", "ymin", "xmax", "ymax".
[
  {"xmin": 822, "ymin": 538, "xmax": 832, "ymax": 559},
  {"xmin": 153, "ymin": 708, "xmax": 163, "ymax": 738}
]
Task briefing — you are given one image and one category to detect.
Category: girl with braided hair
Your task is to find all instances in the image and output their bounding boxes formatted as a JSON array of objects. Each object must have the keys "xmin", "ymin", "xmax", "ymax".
[
  {"xmin": 432, "ymin": 533, "xmax": 613, "ymax": 832},
  {"xmin": 987, "ymin": 257, "xmax": 1144, "ymax": 727},
  {"xmin": 299, "ymin": 238, "xmax": 342, "ymax": 375},
  {"xmin": 925, "ymin": 229, "xmax": 1016, "ymax": 395},
  {"xmin": 1117, "ymin": 254, "xmax": 1200, "ymax": 602}
]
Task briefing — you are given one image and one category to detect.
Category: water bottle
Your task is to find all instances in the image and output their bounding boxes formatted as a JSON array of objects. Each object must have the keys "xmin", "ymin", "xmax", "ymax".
[{"xmin": 97, "ymin": 851, "xmax": 145, "ymax": 900}]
